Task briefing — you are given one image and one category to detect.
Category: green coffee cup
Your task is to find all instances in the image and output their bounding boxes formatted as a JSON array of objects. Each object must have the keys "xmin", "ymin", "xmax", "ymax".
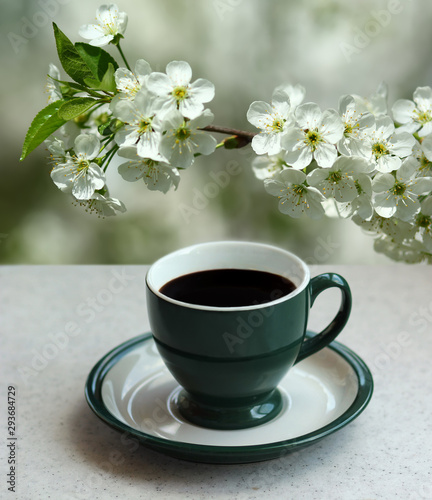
[{"xmin": 146, "ymin": 241, "xmax": 352, "ymax": 430}]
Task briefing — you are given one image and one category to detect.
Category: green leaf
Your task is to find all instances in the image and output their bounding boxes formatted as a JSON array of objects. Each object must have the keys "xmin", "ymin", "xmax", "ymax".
[
  {"xmin": 84, "ymin": 63, "xmax": 117, "ymax": 93},
  {"xmin": 58, "ymin": 97, "xmax": 98, "ymax": 120},
  {"xmin": 53, "ymin": 23, "xmax": 93, "ymax": 85},
  {"xmin": 75, "ymin": 42, "xmax": 119, "ymax": 81},
  {"xmin": 20, "ymin": 100, "xmax": 67, "ymax": 161}
]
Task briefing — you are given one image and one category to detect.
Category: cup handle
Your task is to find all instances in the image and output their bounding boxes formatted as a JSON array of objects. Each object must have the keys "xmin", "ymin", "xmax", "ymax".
[{"xmin": 295, "ymin": 273, "xmax": 352, "ymax": 364}]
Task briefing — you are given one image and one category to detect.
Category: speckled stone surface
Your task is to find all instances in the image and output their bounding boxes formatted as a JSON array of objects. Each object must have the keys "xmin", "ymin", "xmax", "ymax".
[{"xmin": 1, "ymin": 265, "xmax": 432, "ymax": 500}]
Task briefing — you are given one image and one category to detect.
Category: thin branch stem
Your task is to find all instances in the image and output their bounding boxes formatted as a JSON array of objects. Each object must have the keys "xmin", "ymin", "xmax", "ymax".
[
  {"xmin": 101, "ymin": 145, "xmax": 119, "ymax": 172},
  {"xmin": 201, "ymin": 124, "xmax": 257, "ymax": 142},
  {"xmin": 116, "ymin": 42, "xmax": 132, "ymax": 72}
]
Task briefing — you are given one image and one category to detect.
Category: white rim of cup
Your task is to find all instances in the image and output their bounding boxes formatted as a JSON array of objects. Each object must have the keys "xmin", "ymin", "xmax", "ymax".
[{"xmin": 146, "ymin": 241, "xmax": 310, "ymax": 312}]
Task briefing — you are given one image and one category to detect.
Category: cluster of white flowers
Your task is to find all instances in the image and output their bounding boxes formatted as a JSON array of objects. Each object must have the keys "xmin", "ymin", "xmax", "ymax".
[
  {"xmin": 248, "ymin": 83, "xmax": 432, "ymax": 263},
  {"xmin": 31, "ymin": 4, "xmax": 432, "ymax": 262},
  {"xmin": 45, "ymin": 4, "xmax": 216, "ymax": 217}
]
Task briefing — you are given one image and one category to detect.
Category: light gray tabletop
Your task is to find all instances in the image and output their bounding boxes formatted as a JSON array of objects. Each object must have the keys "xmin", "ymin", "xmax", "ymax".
[{"xmin": 1, "ymin": 265, "xmax": 431, "ymax": 500}]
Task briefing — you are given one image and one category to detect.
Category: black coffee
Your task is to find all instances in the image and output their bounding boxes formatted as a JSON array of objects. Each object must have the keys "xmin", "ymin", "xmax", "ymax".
[{"xmin": 159, "ymin": 269, "xmax": 296, "ymax": 307}]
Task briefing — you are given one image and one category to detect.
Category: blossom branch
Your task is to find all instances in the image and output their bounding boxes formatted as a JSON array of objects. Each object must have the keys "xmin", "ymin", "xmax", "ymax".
[
  {"xmin": 200, "ymin": 125, "xmax": 257, "ymax": 142},
  {"xmin": 115, "ymin": 41, "xmax": 132, "ymax": 72}
]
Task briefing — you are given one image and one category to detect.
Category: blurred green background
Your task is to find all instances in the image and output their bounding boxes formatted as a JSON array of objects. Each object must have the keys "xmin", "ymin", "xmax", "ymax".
[{"xmin": 1, "ymin": 0, "xmax": 432, "ymax": 264}]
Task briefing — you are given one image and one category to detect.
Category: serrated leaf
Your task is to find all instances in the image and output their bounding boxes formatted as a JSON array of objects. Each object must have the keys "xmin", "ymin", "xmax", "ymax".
[
  {"xmin": 53, "ymin": 23, "xmax": 93, "ymax": 85},
  {"xmin": 84, "ymin": 63, "xmax": 116, "ymax": 93},
  {"xmin": 58, "ymin": 97, "xmax": 98, "ymax": 120},
  {"xmin": 75, "ymin": 42, "xmax": 119, "ymax": 81},
  {"xmin": 20, "ymin": 100, "xmax": 67, "ymax": 161}
]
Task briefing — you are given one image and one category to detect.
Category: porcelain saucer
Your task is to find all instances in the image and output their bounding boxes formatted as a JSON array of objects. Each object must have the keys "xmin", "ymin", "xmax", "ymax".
[{"xmin": 85, "ymin": 333, "xmax": 373, "ymax": 464}]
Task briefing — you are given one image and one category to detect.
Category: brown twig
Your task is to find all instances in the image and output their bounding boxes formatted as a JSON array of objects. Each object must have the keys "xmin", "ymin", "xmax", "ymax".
[{"xmin": 201, "ymin": 125, "xmax": 257, "ymax": 143}]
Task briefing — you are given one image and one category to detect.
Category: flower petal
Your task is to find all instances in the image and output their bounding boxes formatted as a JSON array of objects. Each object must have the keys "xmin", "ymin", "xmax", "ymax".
[
  {"xmin": 374, "ymin": 193, "xmax": 397, "ymax": 218},
  {"xmin": 271, "ymin": 90, "xmax": 291, "ymax": 117},
  {"xmin": 146, "ymin": 72, "xmax": 172, "ymax": 96},
  {"xmin": 137, "ymin": 132, "xmax": 163, "ymax": 160},
  {"xmin": 168, "ymin": 141, "xmax": 194, "ymax": 169},
  {"xmin": 97, "ymin": 4, "xmax": 118, "ymax": 24},
  {"xmin": 72, "ymin": 164, "xmax": 105, "ymax": 200},
  {"xmin": 375, "ymin": 116, "xmax": 394, "ymax": 138},
  {"xmin": 319, "ymin": 109, "xmax": 344, "ymax": 143},
  {"xmin": 413, "ymin": 86, "xmax": 432, "ymax": 109},
  {"xmin": 395, "ymin": 197, "xmax": 419, "ymax": 221},
  {"xmin": 392, "ymin": 99, "xmax": 416, "ymax": 124},
  {"xmin": 247, "ymin": 101, "xmax": 273, "ymax": 128},
  {"xmin": 332, "ymin": 179, "xmax": 357, "ymax": 203},
  {"xmin": 189, "ymin": 78, "xmax": 215, "ymax": 103},
  {"xmin": 419, "ymin": 122, "xmax": 432, "ymax": 137},
  {"xmin": 190, "ymin": 131, "xmax": 217, "ymax": 156},
  {"xmin": 306, "ymin": 168, "xmax": 328, "ymax": 186},
  {"xmin": 88, "ymin": 35, "xmax": 114, "ymax": 47},
  {"xmin": 118, "ymin": 146, "xmax": 140, "ymax": 160},
  {"xmin": 338, "ymin": 94, "xmax": 355, "ymax": 115},
  {"xmin": 161, "ymin": 110, "xmax": 184, "ymax": 131},
  {"xmin": 111, "ymin": 99, "xmax": 137, "ymax": 122},
  {"xmin": 134, "ymin": 59, "xmax": 152, "ymax": 78},
  {"xmin": 410, "ymin": 177, "xmax": 432, "ymax": 195},
  {"xmin": 115, "ymin": 125, "xmax": 140, "ymax": 147},
  {"xmin": 118, "ymin": 160, "xmax": 145, "ymax": 181},
  {"xmin": 189, "ymin": 109, "xmax": 214, "ymax": 129},
  {"xmin": 280, "ymin": 127, "xmax": 304, "ymax": 152},
  {"xmin": 276, "ymin": 169, "xmax": 307, "ymax": 185},
  {"xmin": 78, "ymin": 24, "xmax": 105, "ymax": 39},
  {"xmin": 421, "ymin": 136, "xmax": 432, "ymax": 161},
  {"xmin": 353, "ymin": 194, "xmax": 373, "ymax": 220},
  {"xmin": 389, "ymin": 132, "xmax": 415, "ymax": 158},
  {"xmin": 74, "ymin": 134, "xmax": 100, "ymax": 159},
  {"xmin": 276, "ymin": 83, "xmax": 306, "ymax": 109},
  {"xmin": 372, "ymin": 173, "xmax": 394, "ymax": 192},
  {"xmin": 179, "ymin": 98, "xmax": 205, "ymax": 120},
  {"xmin": 166, "ymin": 61, "xmax": 192, "ymax": 86},
  {"xmin": 50, "ymin": 165, "xmax": 74, "ymax": 192},
  {"xmin": 314, "ymin": 142, "xmax": 337, "ymax": 168},
  {"xmin": 375, "ymin": 155, "xmax": 401, "ymax": 173},
  {"xmin": 264, "ymin": 179, "xmax": 285, "ymax": 197},
  {"xmin": 117, "ymin": 12, "xmax": 128, "ymax": 34},
  {"xmin": 285, "ymin": 145, "xmax": 313, "ymax": 169},
  {"xmin": 295, "ymin": 103, "xmax": 322, "ymax": 129},
  {"xmin": 251, "ymin": 133, "xmax": 280, "ymax": 155}
]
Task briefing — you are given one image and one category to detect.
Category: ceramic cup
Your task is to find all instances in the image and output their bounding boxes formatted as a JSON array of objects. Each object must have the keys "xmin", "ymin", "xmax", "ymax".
[{"xmin": 146, "ymin": 241, "xmax": 352, "ymax": 430}]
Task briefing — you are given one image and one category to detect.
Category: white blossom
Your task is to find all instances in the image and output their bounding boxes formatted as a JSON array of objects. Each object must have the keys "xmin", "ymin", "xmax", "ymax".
[
  {"xmin": 79, "ymin": 4, "xmax": 127, "ymax": 46},
  {"xmin": 402, "ymin": 136, "xmax": 432, "ymax": 178},
  {"xmin": 118, "ymin": 147, "xmax": 180, "ymax": 193},
  {"xmin": 307, "ymin": 156, "xmax": 372, "ymax": 203},
  {"xmin": 46, "ymin": 64, "xmax": 62, "ymax": 103},
  {"xmin": 281, "ymin": 103, "xmax": 344, "ymax": 169},
  {"xmin": 247, "ymin": 89, "xmax": 294, "ymax": 155},
  {"xmin": 111, "ymin": 90, "xmax": 165, "ymax": 160},
  {"xmin": 274, "ymin": 83, "xmax": 306, "ymax": 110},
  {"xmin": 338, "ymin": 94, "xmax": 375, "ymax": 157},
  {"xmin": 146, "ymin": 61, "xmax": 215, "ymax": 119},
  {"xmin": 372, "ymin": 162, "xmax": 432, "ymax": 221},
  {"xmin": 77, "ymin": 192, "xmax": 126, "ymax": 217},
  {"xmin": 418, "ymin": 196, "xmax": 432, "ymax": 252},
  {"xmin": 50, "ymin": 134, "xmax": 105, "ymax": 200},
  {"xmin": 352, "ymin": 82, "xmax": 388, "ymax": 118},
  {"xmin": 350, "ymin": 173, "xmax": 374, "ymax": 221},
  {"xmin": 112, "ymin": 59, "xmax": 152, "ymax": 102},
  {"xmin": 252, "ymin": 152, "xmax": 289, "ymax": 180},
  {"xmin": 373, "ymin": 236, "xmax": 428, "ymax": 264},
  {"xmin": 357, "ymin": 117, "xmax": 415, "ymax": 173},
  {"xmin": 264, "ymin": 169, "xmax": 325, "ymax": 219},
  {"xmin": 159, "ymin": 109, "xmax": 217, "ymax": 169},
  {"xmin": 392, "ymin": 86, "xmax": 432, "ymax": 137}
]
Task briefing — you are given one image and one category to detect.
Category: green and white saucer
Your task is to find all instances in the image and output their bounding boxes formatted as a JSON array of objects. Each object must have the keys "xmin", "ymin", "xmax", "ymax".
[{"xmin": 85, "ymin": 333, "xmax": 373, "ymax": 464}]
